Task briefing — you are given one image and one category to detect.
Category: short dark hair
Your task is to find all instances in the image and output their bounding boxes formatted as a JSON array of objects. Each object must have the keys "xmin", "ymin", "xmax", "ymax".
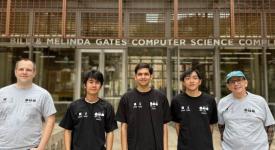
[
  {"xmin": 180, "ymin": 68, "xmax": 202, "ymax": 81},
  {"xmin": 83, "ymin": 70, "xmax": 104, "ymax": 86},
  {"xmin": 134, "ymin": 63, "xmax": 153, "ymax": 75}
]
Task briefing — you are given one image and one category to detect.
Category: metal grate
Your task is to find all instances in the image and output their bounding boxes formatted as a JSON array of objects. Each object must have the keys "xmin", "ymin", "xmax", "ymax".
[
  {"xmin": 0, "ymin": 12, "xmax": 5, "ymax": 35},
  {"xmin": 0, "ymin": 0, "xmax": 275, "ymax": 38},
  {"xmin": 66, "ymin": 12, "xmax": 76, "ymax": 37},
  {"xmin": 126, "ymin": 0, "xmax": 167, "ymax": 38},
  {"xmin": 34, "ymin": 12, "xmax": 62, "ymax": 36},
  {"xmin": 9, "ymin": 12, "xmax": 29, "ymax": 35},
  {"xmin": 81, "ymin": 12, "xmax": 118, "ymax": 37},
  {"xmin": 234, "ymin": 0, "xmax": 262, "ymax": 37},
  {"xmin": 68, "ymin": 0, "xmax": 118, "ymax": 9},
  {"xmin": 68, "ymin": 0, "xmax": 118, "ymax": 37},
  {"xmin": 177, "ymin": 0, "xmax": 214, "ymax": 38},
  {"xmin": 219, "ymin": 0, "xmax": 230, "ymax": 37},
  {"xmin": 0, "ymin": 0, "xmax": 6, "ymax": 35},
  {"xmin": 219, "ymin": 12, "xmax": 230, "ymax": 37},
  {"xmin": 9, "ymin": 0, "xmax": 63, "ymax": 36},
  {"xmin": 265, "ymin": 0, "xmax": 275, "ymax": 37},
  {"xmin": 267, "ymin": 13, "xmax": 275, "ymax": 38},
  {"xmin": 129, "ymin": 13, "xmax": 165, "ymax": 37}
]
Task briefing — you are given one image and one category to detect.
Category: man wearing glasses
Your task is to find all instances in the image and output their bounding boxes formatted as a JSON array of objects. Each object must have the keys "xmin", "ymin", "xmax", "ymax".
[{"xmin": 218, "ymin": 71, "xmax": 275, "ymax": 150}]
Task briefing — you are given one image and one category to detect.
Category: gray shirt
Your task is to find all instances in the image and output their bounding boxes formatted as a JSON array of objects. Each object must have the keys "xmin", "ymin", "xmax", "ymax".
[
  {"xmin": 0, "ymin": 84, "xmax": 56, "ymax": 150},
  {"xmin": 218, "ymin": 92, "xmax": 275, "ymax": 150}
]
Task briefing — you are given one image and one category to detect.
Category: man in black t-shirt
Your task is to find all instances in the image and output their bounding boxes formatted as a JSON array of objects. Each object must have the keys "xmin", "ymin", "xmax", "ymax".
[
  {"xmin": 115, "ymin": 63, "xmax": 171, "ymax": 150},
  {"xmin": 171, "ymin": 68, "xmax": 218, "ymax": 150},
  {"xmin": 59, "ymin": 70, "xmax": 117, "ymax": 150}
]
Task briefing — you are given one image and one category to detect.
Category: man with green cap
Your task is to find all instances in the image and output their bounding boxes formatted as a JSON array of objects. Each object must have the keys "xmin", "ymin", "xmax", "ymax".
[{"xmin": 218, "ymin": 70, "xmax": 275, "ymax": 150}]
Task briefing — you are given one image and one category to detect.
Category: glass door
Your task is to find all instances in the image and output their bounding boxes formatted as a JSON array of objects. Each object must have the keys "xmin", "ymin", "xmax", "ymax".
[
  {"xmin": 171, "ymin": 49, "xmax": 215, "ymax": 96},
  {"xmin": 103, "ymin": 51, "xmax": 124, "ymax": 110},
  {"xmin": 76, "ymin": 49, "xmax": 125, "ymax": 110},
  {"xmin": 220, "ymin": 49, "xmax": 264, "ymax": 97},
  {"xmin": 127, "ymin": 47, "xmax": 167, "ymax": 94}
]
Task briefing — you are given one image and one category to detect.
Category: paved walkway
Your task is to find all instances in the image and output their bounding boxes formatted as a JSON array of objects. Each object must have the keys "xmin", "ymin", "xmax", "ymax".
[
  {"xmin": 113, "ymin": 123, "xmax": 275, "ymax": 150},
  {"xmin": 47, "ymin": 123, "xmax": 275, "ymax": 150},
  {"xmin": 112, "ymin": 124, "xmax": 178, "ymax": 150}
]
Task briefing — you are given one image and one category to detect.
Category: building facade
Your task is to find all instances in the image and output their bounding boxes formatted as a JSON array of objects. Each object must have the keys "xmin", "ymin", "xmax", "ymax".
[{"xmin": 1, "ymin": 0, "xmax": 275, "ymax": 118}]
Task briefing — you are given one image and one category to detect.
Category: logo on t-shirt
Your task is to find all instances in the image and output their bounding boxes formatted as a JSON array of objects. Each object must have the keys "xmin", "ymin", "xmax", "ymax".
[
  {"xmin": 150, "ymin": 101, "xmax": 158, "ymax": 110},
  {"xmin": 181, "ymin": 105, "xmax": 190, "ymax": 112},
  {"xmin": 244, "ymin": 108, "xmax": 255, "ymax": 113},
  {"xmin": 94, "ymin": 112, "xmax": 104, "ymax": 121},
  {"xmin": 77, "ymin": 111, "xmax": 89, "ymax": 118},
  {"xmin": 1, "ymin": 97, "xmax": 13, "ymax": 103},
  {"xmin": 133, "ymin": 102, "xmax": 143, "ymax": 109},
  {"xmin": 199, "ymin": 105, "xmax": 209, "ymax": 114},
  {"xmin": 1, "ymin": 98, "xmax": 7, "ymax": 103},
  {"xmin": 24, "ymin": 98, "xmax": 36, "ymax": 103}
]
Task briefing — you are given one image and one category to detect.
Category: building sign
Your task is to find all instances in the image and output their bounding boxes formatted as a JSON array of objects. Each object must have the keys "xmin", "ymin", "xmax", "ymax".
[{"xmin": 6, "ymin": 37, "xmax": 275, "ymax": 47}]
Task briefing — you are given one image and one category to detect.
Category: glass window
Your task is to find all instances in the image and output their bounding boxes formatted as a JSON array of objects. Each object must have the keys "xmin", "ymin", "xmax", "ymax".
[
  {"xmin": 220, "ymin": 12, "xmax": 230, "ymax": 37},
  {"xmin": 267, "ymin": 13, "xmax": 275, "ymax": 38},
  {"xmin": 10, "ymin": 12, "xmax": 29, "ymax": 35},
  {"xmin": 12, "ymin": 0, "xmax": 62, "ymax": 9},
  {"xmin": 81, "ymin": 12, "xmax": 118, "ymax": 37},
  {"xmin": 234, "ymin": 0, "xmax": 262, "ymax": 37},
  {"xmin": 126, "ymin": 0, "xmax": 166, "ymax": 38},
  {"xmin": 33, "ymin": 48, "xmax": 75, "ymax": 102},
  {"xmin": 175, "ymin": 0, "xmax": 214, "ymax": 38},
  {"xmin": 32, "ymin": 48, "xmax": 75, "ymax": 121},
  {"xmin": 79, "ymin": 50, "xmax": 124, "ymax": 110},
  {"xmin": 0, "ymin": 0, "xmax": 6, "ymax": 35},
  {"xmin": 0, "ymin": 12, "xmax": 5, "ymax": 35},
  {"xmin": 235, "ymin": 13, "xmax": 261, "ymax": 37},
  {"xmin": 68, "ymin": 0, "xmax": 117, "ymax": 9},
  {"xmin": 128, "ymin": 47, "xmax": 167, "ymax": 94},
  {"xmin": 267, "ymin": 49, "xmax": 275, "ymax": 103},
  {"xmin": 34, "ymin": 12, "xmax": 62, "ymax": 36},
  {"xmin": 129, "ymin": 13, "xmax": 165, "ymax": 37},
  {"xmin": 66, "ymin": 12, "xmax": 76, "ymax": 37},
  {"xmin": 264, "ymin": 0, "xmax": 275, "ymax": 37},
  {"xmin": 220, "ymin": 49, "xmax": 264, "ymax": 97},
  {"xmin": 177, "ymin": 12, "xmax": 214, "ymax": 38},
  {"xmin": 171, "ymin": 49, "xmax": 215, "ymax": 96},
  {"xmin": 0, "ymin": 47, "xmax": 29, "ymax": 87}
]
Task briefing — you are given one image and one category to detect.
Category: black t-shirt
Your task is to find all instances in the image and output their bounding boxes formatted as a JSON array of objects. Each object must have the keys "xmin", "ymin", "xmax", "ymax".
[
  {"xmin": 171, "ymin": 92, "xmax": 218, "ymax": 150},
  {"xmin": 115, "ymin": 88, "xmax": 171, "ymax": 150},
  {"xmin": 59, "ymin": 98, "xmax": 118, "ymax": 150}
]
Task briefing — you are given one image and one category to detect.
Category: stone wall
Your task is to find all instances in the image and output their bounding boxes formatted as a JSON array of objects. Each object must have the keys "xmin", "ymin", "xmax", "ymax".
[{"xmin": 46, "ymin": 125, "xmax": 64, "ymax": 150}]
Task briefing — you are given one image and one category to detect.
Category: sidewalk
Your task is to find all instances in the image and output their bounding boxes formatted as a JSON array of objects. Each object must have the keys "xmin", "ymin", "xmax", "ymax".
[
  {"xmin": 47, "ymin": 123, "xmax": 275, "ymax": 150},
  {"xmin": 113, "ymin": 123, "xmax": 275, "ymax": 150}
]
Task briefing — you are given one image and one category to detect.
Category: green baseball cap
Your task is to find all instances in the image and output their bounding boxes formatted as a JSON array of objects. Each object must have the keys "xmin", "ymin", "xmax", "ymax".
[{"xmin": 226, "ymin": 71, "xmax": 246, "ymax": 83}]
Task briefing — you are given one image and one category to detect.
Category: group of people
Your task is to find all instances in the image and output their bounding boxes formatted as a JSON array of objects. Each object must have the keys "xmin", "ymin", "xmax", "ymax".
[{"xmin": 0, "ymin": 58, "xmax": 274, "ymax": 150}]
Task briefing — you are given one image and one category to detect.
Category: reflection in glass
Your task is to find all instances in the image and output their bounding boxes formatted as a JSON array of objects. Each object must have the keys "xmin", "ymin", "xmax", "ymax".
[
  {"xmin": 27, "ymin": 48, "xmax": 75, "ymax": 121},
  {"xmin": 104, "ymin": 53, "xmax": 123, "ymax": 110},
  {"xmin": 267, "ymin": 49, "xmax": 275, "ymax": 103},
  {"xmin": 81, "ymin": 53, "xmax": 100, "ymax": 98},
  {"xmin": 128, "ymin": 47, "xmax": 167, "ymax": 94},
  {"xmin": 80, "ymin": 51, "xmax": 123, "ymax": 110},
  {"xmin": 104, "ymin": 53, "xmax": 123, "ymax": 97},
  {"xmin": 220, "ymin": 49, "xmax": 263, "ymax": 97},
  {"xmin": 171, "ymin": 49, "xmax": 214, "ymax": 96},
  {"xmin": 0, "ymin": 48, "xmax": 29, "ymax": 87},
  {"xmin": 34, "ymin": 48, "xmax": 75, "ymax": 102}
]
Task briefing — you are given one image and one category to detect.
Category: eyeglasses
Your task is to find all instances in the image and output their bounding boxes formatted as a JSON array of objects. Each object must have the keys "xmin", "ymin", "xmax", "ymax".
[{"xmin": 228, "ymin": 78, "xmax": 244, "ymax": 84}]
